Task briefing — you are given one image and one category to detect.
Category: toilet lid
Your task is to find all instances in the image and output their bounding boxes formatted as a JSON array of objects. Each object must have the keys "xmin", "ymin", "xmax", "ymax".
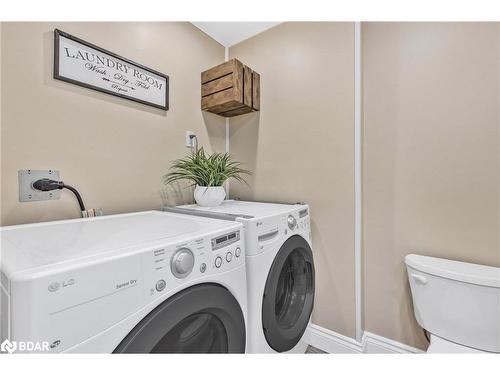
[{"xmin": 405, "ymin": 254, "xmax": 500, "ymax": 288}]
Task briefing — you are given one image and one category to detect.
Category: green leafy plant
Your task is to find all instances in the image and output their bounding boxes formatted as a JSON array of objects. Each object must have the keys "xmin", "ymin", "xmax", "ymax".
[{"xmin": 164, "ymin": 147, "xmax": 251, "ymax": 187}]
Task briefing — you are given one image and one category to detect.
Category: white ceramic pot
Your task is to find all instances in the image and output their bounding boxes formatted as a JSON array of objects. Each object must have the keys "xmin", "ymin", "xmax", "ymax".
[{"xmin": 194, "ymin": 185, "xmax": 226, "ymax": 207}]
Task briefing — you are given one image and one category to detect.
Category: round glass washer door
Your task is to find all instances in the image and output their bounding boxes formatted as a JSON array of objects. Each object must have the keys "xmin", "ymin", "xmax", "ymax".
[
  {"xmin": 114, "ymin": 283, "xmax": 246, "ymax": 353},
  {"xmin": 261, "ymin": 235, "xmax": 315, "ymax": 352}
]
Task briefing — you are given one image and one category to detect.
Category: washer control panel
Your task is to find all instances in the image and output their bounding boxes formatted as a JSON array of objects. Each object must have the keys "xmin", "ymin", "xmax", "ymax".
[{"xmin": 285, "ymin": 208, "xmax": 310, "ymax": 234}]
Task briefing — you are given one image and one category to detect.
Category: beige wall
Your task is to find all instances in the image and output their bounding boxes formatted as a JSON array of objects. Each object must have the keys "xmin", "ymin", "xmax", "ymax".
[
  {"xmin": 229, "ymin": 22, "xmax": 356, "ymax": 337},
  {"xmin": 1, "ymin": 22, "xmax": 225, "ymax": 225},
  {"xmin": 363, "ymin": 22, "xmax": 500, "ymax": 349}
]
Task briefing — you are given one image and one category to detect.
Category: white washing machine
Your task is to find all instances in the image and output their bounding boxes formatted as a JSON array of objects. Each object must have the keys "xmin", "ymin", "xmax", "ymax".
[
  {"xmin": 0, "ymin": 211, "xmax": 247, "ymax": 353},
  {"xmin": 166, "ymin": 200, "xmax": 315, "ymax": 353}
]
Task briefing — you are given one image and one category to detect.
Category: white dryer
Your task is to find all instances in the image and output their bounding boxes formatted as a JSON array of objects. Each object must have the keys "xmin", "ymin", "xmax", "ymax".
[
  {"xmin": 0, "ymin": 211, "xmax": 247, "ymax": 353},
  {"xmin": 166, "ymin": 200, "xmax": 315, "ymax": 353}
]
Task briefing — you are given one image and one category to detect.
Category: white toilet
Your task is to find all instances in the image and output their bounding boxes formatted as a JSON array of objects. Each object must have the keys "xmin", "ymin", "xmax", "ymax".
[{"xmin": 405, "ymin": 254, "xmax": 500, "ymax": 353}]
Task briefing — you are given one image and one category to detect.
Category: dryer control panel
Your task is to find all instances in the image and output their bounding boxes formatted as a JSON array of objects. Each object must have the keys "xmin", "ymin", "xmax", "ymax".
[
  {"xmin": 211, "ymin": 230, "xmax": 240, "ymax": 251},
  {"xmin": 146, "ymin": 228, "xmax": 245, "ymax": 302}
]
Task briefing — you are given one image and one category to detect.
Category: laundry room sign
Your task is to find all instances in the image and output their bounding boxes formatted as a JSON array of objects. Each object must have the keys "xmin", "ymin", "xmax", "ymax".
[{"xmin": 54, "ymin": 29, "xmax": 169, "ymax": 110}]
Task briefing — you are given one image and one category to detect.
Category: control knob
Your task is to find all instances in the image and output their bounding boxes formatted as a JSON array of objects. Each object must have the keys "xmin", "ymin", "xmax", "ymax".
[
  {"xmin": 171, "ymin": 248, "xmax": 195, "ymax": 278},
  {"xmin": 287, "ymin": 215, "xmax": 297, "ymax": 230}
]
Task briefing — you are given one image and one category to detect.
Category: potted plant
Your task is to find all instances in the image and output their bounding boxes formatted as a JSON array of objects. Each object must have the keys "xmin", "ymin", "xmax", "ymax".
[{"xmin": 164, "ymin": 147, "xmax": 250, "ymax": 207}]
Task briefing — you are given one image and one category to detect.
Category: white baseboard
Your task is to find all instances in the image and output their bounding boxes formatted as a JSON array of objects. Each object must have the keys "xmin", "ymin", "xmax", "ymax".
[
  {"xmin": 362, "ymin": 331, "xmax": 424, "ymax": 353},
  {"xmin": 304, "ymin": 324, "xmax": 362, "ymax": 353},
  {"xmin": 305, "ymin": 324, "xmax": 424, "ymax": 354}
]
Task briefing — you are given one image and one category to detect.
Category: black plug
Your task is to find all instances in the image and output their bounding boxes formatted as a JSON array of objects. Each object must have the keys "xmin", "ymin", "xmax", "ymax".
[
  {"xmin": 32, "ymin": 178, "xmax": 86, "ymax": 212},
  {"xmin": 32, "ymin": 178, "xmax": 64, "ymax": 191}
]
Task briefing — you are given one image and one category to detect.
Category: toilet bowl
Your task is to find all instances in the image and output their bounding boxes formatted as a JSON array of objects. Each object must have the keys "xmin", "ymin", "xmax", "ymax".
[{"xmin": 405, "ymin": 254, "xmax": 500, "ymax": 353}]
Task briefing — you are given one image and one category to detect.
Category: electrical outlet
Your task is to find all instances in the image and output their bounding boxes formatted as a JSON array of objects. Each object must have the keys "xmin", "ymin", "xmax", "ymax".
[
  {"xmin": 18, "ymin": 170, "xmax": 61, "ymax": 202},
  {"xmin": 186, "ymin": 131, "xmax": 195, "ymax": 147}
]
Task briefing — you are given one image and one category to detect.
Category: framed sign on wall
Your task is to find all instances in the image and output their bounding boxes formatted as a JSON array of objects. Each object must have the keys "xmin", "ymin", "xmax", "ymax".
[{"xmin": 54, "ymin": 29, "xmax": 169, "ymax": 110}]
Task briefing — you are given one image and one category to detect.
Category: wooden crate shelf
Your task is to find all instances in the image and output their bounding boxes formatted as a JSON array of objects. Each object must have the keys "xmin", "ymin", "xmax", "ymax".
[{"xmin": 201, "ymin": 58, "xmax": 260, "ymax": 117}]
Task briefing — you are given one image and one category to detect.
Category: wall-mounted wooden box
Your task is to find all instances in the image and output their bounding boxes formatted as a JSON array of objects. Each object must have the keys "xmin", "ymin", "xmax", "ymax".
[{"xmin": 201, "ymin": 58, "xmax": 260, "ymax": 117}]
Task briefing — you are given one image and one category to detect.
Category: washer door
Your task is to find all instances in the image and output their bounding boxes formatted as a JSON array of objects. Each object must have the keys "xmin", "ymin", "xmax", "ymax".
[
  {"xmin": 114, "ymin": 283, "xmax": 245, "ymax": 353},
  {"xmin": 262, "ymin": 235, "xmax": 315, "ymax": 352}
]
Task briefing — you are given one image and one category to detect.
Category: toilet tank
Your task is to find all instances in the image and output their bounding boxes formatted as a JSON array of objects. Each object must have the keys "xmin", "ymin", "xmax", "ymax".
[{"xmin": 405, "ymin": 254, "xmax": 500, "ymax": 353}]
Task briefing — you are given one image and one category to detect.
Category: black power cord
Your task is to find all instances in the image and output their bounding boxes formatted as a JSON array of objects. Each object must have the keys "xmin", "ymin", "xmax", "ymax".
[{"xmin": 32, "ymin": 178, "xmax": 86, "ymax": 212}]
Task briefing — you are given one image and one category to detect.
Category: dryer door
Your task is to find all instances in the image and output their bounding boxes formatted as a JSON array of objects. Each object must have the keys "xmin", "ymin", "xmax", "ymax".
[
  {"xmin": 114, "ymin": 283, "xmax": 245, "ymax": 353},
  {"xmin": 262, "ymin": 235, "xmax": 315, "ymax": 352}
]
